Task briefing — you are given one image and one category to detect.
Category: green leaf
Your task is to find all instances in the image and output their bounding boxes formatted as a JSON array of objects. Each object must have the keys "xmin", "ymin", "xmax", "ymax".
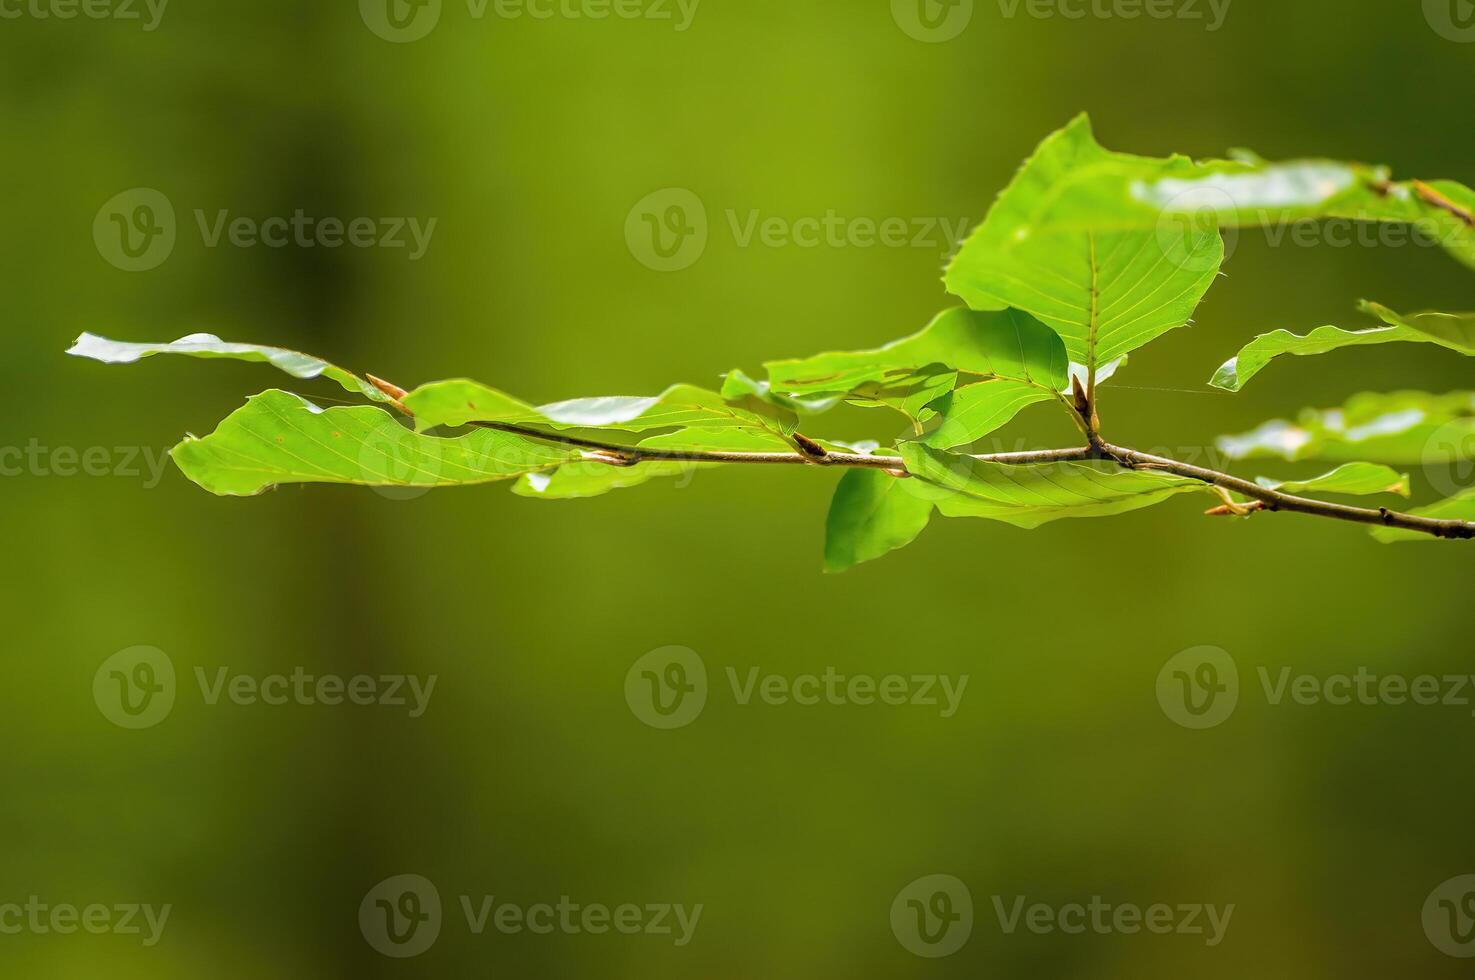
[
  {"xmin": 1254, "ymin": 462, "xmax": 1410, "ymax": 497},
  {"xmin": 990, "ymin": 114, "xmax": 1475, "ymax": 271},
  {"xmin": 899, "ymin": 444, "xmax": 1205, "ymax": 528},
  {"xmin": 945, "ymin": 117, "xmax": 1224, "ymax": 376},
  {"xmin": 170, "ymin": 389, "xmax": 575, "ymax": 496},
  {"xmin": 66, "ymin": 332, "xmax": 391, "ymax": 403},
  {"xmin": 847, "ymin": 370, "xmax": 958, "ymax": 424},
  {"xmin": 403, "ymin": 379, "xmax": 799, "ymax": 436},
  {"xmin": 1360, "ymin": 301, "xmax": 1475, "ymax": 350},
  {"xmin": 511, "ymin": 428, "xmax": 790, "ymax": 500},
  {"xmin": 767, "ymin": 307, "xmax": 1068, "ymax": 392},
  {"xmin": 1210, "ymin": 301, "xmax": 1475, "ymax": 391},
  {"xmin": 1372, "ymin": 490, "xmax": 1475, "ymax": 543},
  {"xmin": 920, "ymin": 381, "xmax": 1064, "ymax": 450},
  {"xmin": 823, "ymin": 469, "xmax": 934, "ymax": 573},
  {"xmin": 1219, "ymin": 391, "xmax": 1475, "ymax": 464},
  {"xmin": 717, "ymin": 369, "xmax": 837, "ymax": 429},
  {"xmin": 766, "ymin": 308, "xmax": 1071, "ymax": 445}
]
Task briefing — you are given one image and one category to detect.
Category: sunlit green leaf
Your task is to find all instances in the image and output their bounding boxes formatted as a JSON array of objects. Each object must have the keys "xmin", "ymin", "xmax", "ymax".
[
  {"xmin": 823, "ymin": 469, "xmax": 933, "ymax": 573},
  {"xmin": 1360, "ymin": 300, "xmax": 1475, "ymax": 349},
  {"xmin": 920, "ymin": 381, "xmax": 1064, "ymax": 449},
  {"xmin": 1210, "ymin": 301, "xmax": 1475, "ymax": 391},
  {"xmin": 899, "ymin": 444, "xmax": 1206, "ymax": 528},
  {"xmin": 171, "ymin": 389, "xmax": 575, "ymax": 496},
  {"xmin": 1218, "ymin": 391, "xmax": 1475, "ymax": 464},
  {"xmin": 67, "ymin": 332, "xmax": 391, "ymax": 402},
  {"xmin": 763, "ymin": 307, "xmax": 1071, "ymax": 441},
  {"xmin": 994, "ymin": 113, "xmax": 1475, "ymax": 271},
  {"xmin": 511, "ymin": 428, "xmax": 790, "ymax": 500},
  {"xmin": 1254, "ymin": 462, "xmax": 1410, "ymax": 497},
  {"xmin": 404, "ymin": 379, "xmax": 800, "ymax": 436},
  {"xmin": 848, "ymin": 371, "xmax": 957, "ymax": 425},
  {"xmin": 945, "ymin": 117, "xmax": 1224, "ymax": 375},
  {"xmin": 766, "ymin": 307, "xmax": 1068, "ymax": 394}
]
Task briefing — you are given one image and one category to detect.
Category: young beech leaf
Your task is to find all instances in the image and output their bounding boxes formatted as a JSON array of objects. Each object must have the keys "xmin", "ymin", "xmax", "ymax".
[
  {"xmin": 1219, "ymin": 391, "xmax": 1475, "ymax": 464},
  {"xmin": 764, "ymin": 308, "xmax": 1070, "ymax": 446},
  {"xmin": 945, "ymin": 117, "xmax": 1224, "ymax": 376},
  {"xmin": 171, "ymin": 389, "xmax": 576, "ymax": 496},
  {"xmin": 823, "ymin": 469, "xmax": 934, "ymax": 573},
  {"xmin": 1210, "ymin": 302, "xmax": 1475, "ymax": 391},
  {"xmin": 847, "ymin": 371, "xmax": 958, "ymax": 425},
  {"xmin": 716, "ymin": 369, "xmax": 839, "ymax": 429},
  {"xmin": 512, "ymin": 428, "xmax": 791, "ymax": 500},
  {"xmin": 990, "ymin": 114, "xmax": 1475, "ymax": 271},
  {"xmin": 67, "ymin": 332, "xmax": 392, "ymax": 403},
  {"xmin": 1253, "ymin": 463, "xmax": 1410, "ymax": 498},
  {"xmin": 899, "ymin": 444, "xmax": 1207, "ymax": 528},
  {"xmin": 404, "ymin": 379, "xmax": 801, "ymax": 436}
]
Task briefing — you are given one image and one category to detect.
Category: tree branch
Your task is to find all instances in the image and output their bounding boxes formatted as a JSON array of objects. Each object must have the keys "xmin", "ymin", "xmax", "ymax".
[
  {"xmin": 367, "ymin": 374, "xmax": 1475, "ymax": 540},
  {"xmin": 468, "ymin": 419, "xmax": 1093, "ymax": 470},
  {"xmin": 1096, "ymin": 442, "xmax": 1475, "ymax": 540}
]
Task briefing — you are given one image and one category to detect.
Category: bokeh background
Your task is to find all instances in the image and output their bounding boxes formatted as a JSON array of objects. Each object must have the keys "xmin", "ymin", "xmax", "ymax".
[{"xmin": 3, "ymin": 0, "xmax": 1474, "ymax": 975}]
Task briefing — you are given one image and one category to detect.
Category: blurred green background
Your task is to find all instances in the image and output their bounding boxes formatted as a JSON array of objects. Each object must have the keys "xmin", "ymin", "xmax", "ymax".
[{"xmin": 3, "ymin": 0, "xmax": 1475, "ymax": 975}]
